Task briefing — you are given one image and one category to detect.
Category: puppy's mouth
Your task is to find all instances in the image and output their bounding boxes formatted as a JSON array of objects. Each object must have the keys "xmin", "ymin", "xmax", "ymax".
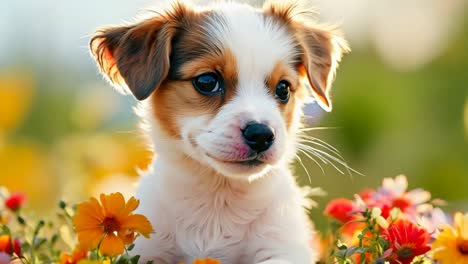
[
  {"xmin": 235, "ymin": 159, "xmax": 264, "ymax": 166},
  {"xmin": 205, "ymin": 152, "xmax": 265, "ymax": 167}
]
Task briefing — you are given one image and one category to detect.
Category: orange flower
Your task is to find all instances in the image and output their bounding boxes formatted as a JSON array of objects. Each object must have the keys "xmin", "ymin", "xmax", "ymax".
[
  {"xmin": 59, "ymin": 247, "xmax": 87, "ymax": 264},
  {"xmin": 192, "ymin": 258, "xmax": 221, "ymax": 264},
  {"xmin": 382, "ymin": 220, "xmax": 431, "ymax": 264},
  {"xmin": 73, "ymin": 193, "xmax": 153, "ymax": 256}
]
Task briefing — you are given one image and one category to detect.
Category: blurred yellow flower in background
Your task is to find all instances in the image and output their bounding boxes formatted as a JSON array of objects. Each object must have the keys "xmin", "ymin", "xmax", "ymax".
[
  {"xmin": 0, "ymin": 141, "xmax": 54, "ymax": 210},
  {"xmin": 73, "ymin": 193, "xmax": 153, "ymax": 256},
  {"xmin": 432, "ymin": 212, "xmax": 468, "ymax": 264},
  {"xmin": 0, "ymin": 72, "xmax": 34, "ymax": 136},
  {"xmin": 53, "ymin": 133, "xmax": 153, "ymax": 203}
]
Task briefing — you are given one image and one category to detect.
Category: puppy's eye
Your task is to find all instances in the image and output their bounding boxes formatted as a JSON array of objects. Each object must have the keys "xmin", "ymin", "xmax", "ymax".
[
  {"xmin": 192, "ymin": 72, "xmax": 223, "ymax": 95},
  {"xmin": 275, "ymin": 80, "xmax": 290, "ymax": 103}
]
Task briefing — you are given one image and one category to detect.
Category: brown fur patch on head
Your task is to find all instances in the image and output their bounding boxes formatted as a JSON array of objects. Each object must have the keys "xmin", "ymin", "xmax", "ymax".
[
  {"xmin": 266, "ymin": 61, "xmax": 306, "ymax": 129},
  {"xmin": 152, "ymin": 47, "xmax": 238, "ymax": 138},
  {"xmin": 263, "ymin": 0, "xmax": 350, "ymax": 112}
]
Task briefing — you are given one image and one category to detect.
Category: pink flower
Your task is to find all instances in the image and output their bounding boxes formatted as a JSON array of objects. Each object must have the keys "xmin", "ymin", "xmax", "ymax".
[
  {"xmin": 4, "ymin": 192, "xmax": 26, "ymax": 211},
  {"xmin": 0, "ymin": 252, "xmax": 10, "ymax": 264},
  {"xmin": 360, "ymin": 175, "xmax": 432, "ymax": 220},
  {"xmin": 417, "ymin": 207, "xmax": 449, "ymax": 235}
]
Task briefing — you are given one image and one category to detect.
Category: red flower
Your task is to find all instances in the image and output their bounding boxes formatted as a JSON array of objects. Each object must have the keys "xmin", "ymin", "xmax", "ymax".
[
  {"xmin": 324, "ymin": 198, "xmax": 359, "ymax": 223},
  {"xmin": 382, "ymin": 220, "xmax": 430, "ymax": 264},
  {"xmin": 4, "ymin": 192, "xmax": 26, "ymax": 211},
  {"xmin": 0, "ymin": 235, "xmax": 21, "ymax": 257}
]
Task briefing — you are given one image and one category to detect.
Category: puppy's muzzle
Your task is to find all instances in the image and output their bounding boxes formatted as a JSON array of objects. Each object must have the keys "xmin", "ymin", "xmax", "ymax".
[{"xmin": 241, "ymin": 122, "xmax": 275, "ymax": 153}]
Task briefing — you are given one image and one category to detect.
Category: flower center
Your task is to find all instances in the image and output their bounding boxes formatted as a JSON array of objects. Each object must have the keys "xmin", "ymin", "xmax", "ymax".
[
  {"xmin": 458, "ymin": 239, "xmax": 468, "ymax": 255},
  {"xmin": 397, "ymin": 247, "xmax": 414, "ymax": 258},
  {"xmin": 102, "ymin": 217, "xmax": 120, "ymax": 234}
]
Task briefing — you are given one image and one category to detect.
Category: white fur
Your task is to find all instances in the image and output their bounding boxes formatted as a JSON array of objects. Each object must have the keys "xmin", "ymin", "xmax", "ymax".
[{"xmin": 132, "ymin": 2, "xmax": 317, "ymax": 264}]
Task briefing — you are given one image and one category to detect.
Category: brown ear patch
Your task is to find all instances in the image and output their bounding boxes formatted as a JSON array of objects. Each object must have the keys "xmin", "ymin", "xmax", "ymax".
[
  {"xmin": 263, "ymin": 0, "xmax": 350, "ymax": 112},
  {"xmin": 89, "ymin": 2, "xmax": 199, "ymax": 100},
  {"xmin": 295, "ymin": 25, "xmax": 350, "ymax": 112}
]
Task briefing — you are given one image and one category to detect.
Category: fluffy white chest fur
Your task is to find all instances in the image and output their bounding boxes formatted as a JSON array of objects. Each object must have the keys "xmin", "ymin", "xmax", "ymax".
[{"xmin": 134, "ymin": 157, "xmax": 315, "ymax": 264}]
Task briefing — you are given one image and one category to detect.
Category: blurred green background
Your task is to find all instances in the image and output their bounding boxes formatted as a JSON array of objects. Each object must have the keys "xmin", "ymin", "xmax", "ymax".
[{"xmin": 1, "ymin": 0, "xmax": 467, "ymax": 231}]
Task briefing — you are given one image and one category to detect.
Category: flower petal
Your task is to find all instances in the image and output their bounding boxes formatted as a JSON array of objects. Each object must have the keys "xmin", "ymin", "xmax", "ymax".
[
  {"xmin": 99, "ymin": 233, "xmax": 124, "ymax": 257},
  {"xmin": 121, "ymin": 196, "xmax": 140, "ymax": 217},
  {"xmin": 407, "ymin": 189, "xmax": 431, "ymax": 204},
  {"xmin": 120, "ymin": 214, "xmax": 154, "ymax": 237},
  {"xmin": 117, "ymin": 229, "xmax": 135, "ymax": 245},
  {"xmin": 455, "ymin": 212, "xmax": 468, "ymax": 239},
  {"xmin": 77, "ymin": 228, "xmax": 103, "ymax": 251},
  {"xmin": 74, "ymin": 198, "xmax": 104, "ymax": 231},
  {"xmin": 100, "ymin": 193, "xmax": 125, "ymax": 217}
]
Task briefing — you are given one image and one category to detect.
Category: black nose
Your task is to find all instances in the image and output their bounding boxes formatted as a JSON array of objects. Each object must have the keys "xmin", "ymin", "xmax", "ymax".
[{"xmin": 242, "ymin": 123, "xmax": 275, "ymax": 153}]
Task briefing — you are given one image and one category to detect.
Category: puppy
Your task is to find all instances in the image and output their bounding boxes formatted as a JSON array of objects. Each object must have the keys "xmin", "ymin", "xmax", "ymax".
[{"xmin": 90, "ymin": 1, "xmax": 349, "ymax": 263}]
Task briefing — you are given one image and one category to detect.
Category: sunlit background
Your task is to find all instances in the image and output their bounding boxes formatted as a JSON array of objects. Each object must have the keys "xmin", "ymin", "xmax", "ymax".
[{"xmin": 1, "ymin": 0, "xmax": 467, "ymax": 231}]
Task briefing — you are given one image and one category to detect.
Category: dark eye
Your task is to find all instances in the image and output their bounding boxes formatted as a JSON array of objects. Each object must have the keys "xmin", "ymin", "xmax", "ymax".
[
  {"xmin": 192, "ymin": 72, "xmax": 223, "ymax": 95},
  {"xmin": 275, "ymin": 80, "xmax": 290, "ymax": 103}
]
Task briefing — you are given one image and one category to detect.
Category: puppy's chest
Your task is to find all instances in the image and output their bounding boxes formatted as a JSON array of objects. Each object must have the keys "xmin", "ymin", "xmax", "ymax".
[{"xmin": 172, "ymin": 188, "xmax": 266, "ymax": 261}]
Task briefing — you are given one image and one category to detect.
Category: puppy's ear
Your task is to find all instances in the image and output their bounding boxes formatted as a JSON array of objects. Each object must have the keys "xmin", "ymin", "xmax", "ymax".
[
  {"xmin": 264, "ymin": 0, "xmax": 350, "ymax": 111},
  {"xmin": 90, "ymin": 6, "xmax": 187, "ymax": 100},
  {"xmin": 297, "ymin": 26, "xmax": 350, "ymax": 112}
]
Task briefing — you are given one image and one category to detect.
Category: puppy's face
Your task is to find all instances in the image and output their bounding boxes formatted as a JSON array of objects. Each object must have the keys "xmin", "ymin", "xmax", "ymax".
[{"xmin": 91, "ymin": 1, "xmax": 349, "ymax": 181}]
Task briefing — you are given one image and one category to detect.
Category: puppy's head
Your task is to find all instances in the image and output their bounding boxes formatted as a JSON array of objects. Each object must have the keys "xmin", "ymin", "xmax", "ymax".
[{"xmin": 90, "ymin": 0, "xmax": 349, "ymax": 181}]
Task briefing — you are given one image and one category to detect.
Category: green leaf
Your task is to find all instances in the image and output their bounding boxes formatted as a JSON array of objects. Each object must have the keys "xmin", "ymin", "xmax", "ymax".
[
  {"xmin": 338, "ymin": 244, "xmax": 348, "ymax": 250},
  {"xmin": 33, "ymin": 220, "xmax": 45, "ymax": 237},
  {"xmin": 50, "ymin": 233, "xmax": 59, "ymax": 246},
  {"xmin": 127, "ymin": 243, "xmax": 135, "ymax": 251},
  {"xmin": 59, "ymin": 200, "xmax": 67, "ymax": 209},
  {"xmin": 17, "ymin": 215, "xmax": 26, "ymax": 225},
  {"xmin": 130, "ymin": 255, "xmax": 140, "ymax": 264},
  {"xmin": 33, "ymin": 237, "xmax": 47, "ymax": 249},
  {"xmin": 344, "ymin": 246, "xmax": 366, "ymax": 257}
]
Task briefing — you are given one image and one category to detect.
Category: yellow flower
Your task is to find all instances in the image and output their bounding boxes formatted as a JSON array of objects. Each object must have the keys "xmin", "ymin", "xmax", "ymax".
[
  {"xmin": 432, "ymin": 212, "xmax": 468, "ymax": 264},
  {"xmin": 73, "ymin": 193, "xmax": 154, "ymax": 256}
]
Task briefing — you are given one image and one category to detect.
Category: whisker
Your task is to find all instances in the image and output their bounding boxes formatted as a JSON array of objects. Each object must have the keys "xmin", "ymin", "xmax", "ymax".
[
  {"xmin": 299, "ymin": 127, "xmax": 339, "ymax": 132},
  {"xmin": 297, "ymin": 140, "xmax": 352, "ymax": 176},
  {"xmin": 297, "ymin": 138, "xmax": 343, "ymax": 158},
  {"xmin": 297, "ymin": 148, "xmax": 326, "ymax": 175},
  {"xmin": 298, "ymin": 134, "xmax": 341, "ymax": 154},
  {"xmin": 295, "ymin": 154, "xmax": 312, "ymax": 183},
  {"xmin": 301, "ymin": 144, "xmax": 362, "ymax": 176},
  {"xmin": 298, "ymin": 144, "xmax": 348, "ymax": 175},
  {"xmin": 297, "ymin": 144, "xmax": 329, "ymax": 165}
]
